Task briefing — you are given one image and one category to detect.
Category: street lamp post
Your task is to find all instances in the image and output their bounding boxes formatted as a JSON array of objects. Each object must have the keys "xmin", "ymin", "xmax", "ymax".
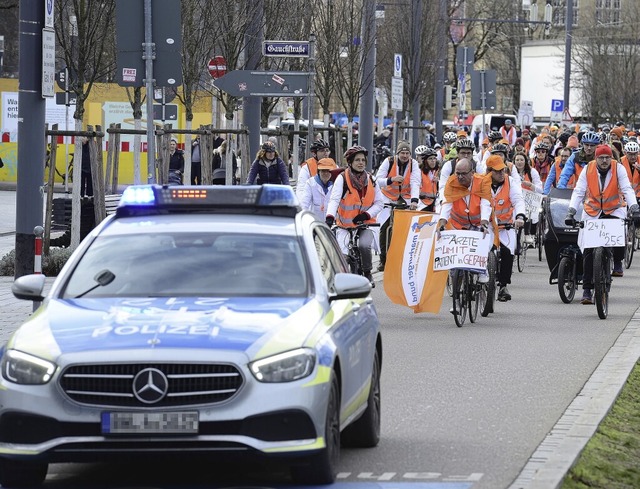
[{"xmin": 564, "ymin": 0, "xmax": 573, "ymax": 116}]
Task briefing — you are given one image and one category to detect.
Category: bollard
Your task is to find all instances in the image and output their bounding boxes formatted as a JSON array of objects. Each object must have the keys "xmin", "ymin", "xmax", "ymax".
[{"xmin": 33, "ymin": 226, "xmax": 44, "ymax": 312}]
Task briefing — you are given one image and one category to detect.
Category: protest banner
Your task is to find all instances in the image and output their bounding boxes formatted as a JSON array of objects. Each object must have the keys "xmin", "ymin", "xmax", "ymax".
[
  {"xmin": 433, "ymin": 229, "xmax": 492, "ymax": 272},
  {"xmin": 383, "ymin": 210, "xmax": 447, "ymax": 314}
]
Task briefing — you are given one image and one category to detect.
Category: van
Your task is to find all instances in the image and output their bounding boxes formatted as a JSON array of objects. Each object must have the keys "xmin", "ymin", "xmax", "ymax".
[{"xmin": 471, "ymin": 113, "xmax": 518, "ymax": 138}]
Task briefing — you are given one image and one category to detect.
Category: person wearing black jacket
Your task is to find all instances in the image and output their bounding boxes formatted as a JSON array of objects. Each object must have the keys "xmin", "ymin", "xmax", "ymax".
[{"xmin": 80, "ymin": 136, "xmax": 93, "ymax": 197}]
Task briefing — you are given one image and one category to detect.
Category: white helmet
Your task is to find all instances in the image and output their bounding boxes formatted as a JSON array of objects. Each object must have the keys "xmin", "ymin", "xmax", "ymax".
[
  {"xmin": 443, "ymin": 132, "xmax": 457, "ymax": 143},
  {"xmin": 414, "ymin": 145, "xmax": 429, "ymax": 157},
  {"xmin": 624, "ymin": 141, "xmax": 639, "ymax": 153}
]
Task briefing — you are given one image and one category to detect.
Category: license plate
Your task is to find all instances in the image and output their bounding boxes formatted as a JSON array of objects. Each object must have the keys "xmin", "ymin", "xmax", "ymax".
[{"xmin": 102, "ymin": 411, "xmax": 199, "ymax": 434}]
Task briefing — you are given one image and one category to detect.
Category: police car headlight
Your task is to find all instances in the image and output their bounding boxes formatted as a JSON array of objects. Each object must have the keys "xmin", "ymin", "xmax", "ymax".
[
  {"xmin": 1, "ymin": 350, "xmax": 56, "ymax": 385},
  {"xmin": 250, "ymin": 348, "xmax": 316, "ymax": 383}
]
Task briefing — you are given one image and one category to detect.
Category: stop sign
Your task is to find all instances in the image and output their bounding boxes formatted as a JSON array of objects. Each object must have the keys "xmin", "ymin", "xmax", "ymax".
[{"xmin": 208, "ymin": 56, "xmax": 227, "ymax": 79}]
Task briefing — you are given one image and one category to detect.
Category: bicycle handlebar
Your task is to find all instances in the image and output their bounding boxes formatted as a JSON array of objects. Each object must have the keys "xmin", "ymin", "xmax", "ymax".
[{"xmin": 384, "ymin": 201, "xmax": 409, "ymax": 209}]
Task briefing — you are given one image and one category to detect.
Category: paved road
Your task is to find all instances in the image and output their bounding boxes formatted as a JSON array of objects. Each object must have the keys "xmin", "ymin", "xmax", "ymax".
[{"xmin": 0, "ymin": 188, "xmax": 639, "ymax": 489}]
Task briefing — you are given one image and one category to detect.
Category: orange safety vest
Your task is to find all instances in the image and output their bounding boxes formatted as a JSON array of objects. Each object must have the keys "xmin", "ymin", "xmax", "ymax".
[
  {"xmin": 583, "ymin": 161, "xmax": 624, "ymax": 217},
  {"xmin": 619, "ymin": 156, "xmax": 633, "ymax": 181},
  {"xmin": 492, "ymin": 177, "xmax": 515, "ymax": 226},
  {"xmin": 553, "ymin": 158, "xmax": 576, "ymax": 189},
  {"xmin": 302, "ymin": 157, "xmax": 319, "ymax": 177},
  {"xmin": 420, "ymin": 171, "xmax": 438, "ymax": 207},
  {"xmin": 336, "ymin": 171, "xmax": 376, "ymax": 228},
  {"xmin": 633, "ymin": 167, "xmax": 640, "ymax": 198},
  {"xmin": 381, "ymin": 157, "xmax": 412, "ymax": 201},
  {"xmin": 449, "ymin": 175, "xmax": 485, "ymax": 230}
]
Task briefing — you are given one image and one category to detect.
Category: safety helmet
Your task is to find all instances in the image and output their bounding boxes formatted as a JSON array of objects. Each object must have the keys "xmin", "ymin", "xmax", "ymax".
[
  {"xmin": 414, "ymin": 145, "xmax": 429, "ymax": 157},
  {"xmin": 455, "ymin": 138, "xmax": 475, "ymax": 150},
  {"xmin": 534, "ymin": 142, "xmax": 550, "ymax": 152},
  {"xmin": 310, "ymin": 138, "xmax": 330, "ymax": 152},
  {"xmin": 624, "ymin": 141, "xmax": 640, "ymax": 153},
  {"xmin": 443, "ymin": 132, "xmax": 457, "ymax": 143},
  {"xmin": 490, "ymin": 143, "xmax": 509, "ymax": 155},
  {"xmin": 422, "ymin": 147, "xmax": 438, "ymax": 158},
  {"xmin": 344, "ymin": 145, "xmax": 368, "ymax": 163},
  {"xmin": 581, "ymin": 131, "xmax": 601, "ymax": 145},
  {"xmin": 488, "ymin": 130, "xmax": 503, "ymax": 142}
]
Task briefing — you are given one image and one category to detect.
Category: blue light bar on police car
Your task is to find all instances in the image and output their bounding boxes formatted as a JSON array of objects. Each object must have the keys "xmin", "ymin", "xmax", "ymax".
[{"xmin": 118, "ymin": 184, "xmax": 299, "ymax": 213}]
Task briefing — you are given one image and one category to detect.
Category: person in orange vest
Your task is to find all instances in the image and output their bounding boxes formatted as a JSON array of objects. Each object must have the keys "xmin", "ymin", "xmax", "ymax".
[
  {"xmin": 325, "ymin": 145, "xmax": 384, "ymax": 285},
  {"xmin": 415, "ymin": 146, "xmax": 439, "ymax": 212},
  {"xmin": 436, "ymin": 157, "xmax": 494, "ymax": 285},
  {"xmin": 565, "ymin": 144, "xmax": 639, "ymax": 304},
  {"xmin": 625, "ymin": 141, "xmax": 640, "ymax": 207},
  {"xmin": 374, "ymin": 140, "xmax": 421, "ymax": 271},
  {"xmin": 618, "ymin": 140, "xmax": 636, "ymax": 181},
  {"xmin": 499, "ymin": 119, "xmax": 517, "ymax": 146},
  {"xmin": 296, "ymin": 139, "xmax": 334, "ymax": 200},
  {"xmin": 485, "ymin": 155, "xmax": 526, "ymax": 301}
]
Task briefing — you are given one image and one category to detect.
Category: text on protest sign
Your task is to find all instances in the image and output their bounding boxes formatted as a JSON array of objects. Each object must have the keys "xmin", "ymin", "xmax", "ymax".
[
  {"xmin": 522, "ymin": 189, "xmax": 544, "ymax": 219},
  {"xmin": 433, "ymin": 230, "xmax": 492, "ymax": 271},
  {"xmin": 578, "ymin": 218, "xmax": 625, "ymax": 251}
]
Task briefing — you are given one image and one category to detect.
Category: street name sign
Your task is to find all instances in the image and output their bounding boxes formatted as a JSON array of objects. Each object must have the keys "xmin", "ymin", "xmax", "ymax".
[
  {"xmin": 213, "ymin": 70, "xmax": 310, "ymax": 97},
  {"xmin": 263, "ymin": 41, "xmax": 310, "ymax": 57}
]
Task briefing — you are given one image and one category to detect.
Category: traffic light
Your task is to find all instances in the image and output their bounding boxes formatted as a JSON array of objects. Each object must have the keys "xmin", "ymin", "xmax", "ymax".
[{"xmin": 444, "ymin": 85, "xmax": 458, "ymax": 110}]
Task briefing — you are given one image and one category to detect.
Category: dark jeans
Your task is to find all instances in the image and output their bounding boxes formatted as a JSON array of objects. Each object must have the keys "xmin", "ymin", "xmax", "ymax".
[
  {"xmin": 498, "ymin": 242, "xmax": 513, "ymax": 286},
  {"xmin": 81, "ymin": 170, "xmax": 93, "ymax": 197},
  {"xmin": 191, "ymin": 162, "xmax": 201, "ymax": 185}
]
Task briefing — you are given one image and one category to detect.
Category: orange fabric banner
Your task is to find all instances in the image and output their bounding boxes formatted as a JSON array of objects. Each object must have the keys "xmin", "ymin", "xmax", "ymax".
[{"xmin": 383, "ymin": 210, "xmax": 448, "ymax": 314}]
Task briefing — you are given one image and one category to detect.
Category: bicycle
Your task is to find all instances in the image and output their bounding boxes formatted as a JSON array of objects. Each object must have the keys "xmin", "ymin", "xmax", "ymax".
[
  {"xmin": 481, "ymin": 222, "xmax": 518, "ymax": 315},
  {"xmin": 555, "ymin": 242, "xmax": 583, "ymax": 303},
  {"xmin": 378, "ymin": 200, "xmax": 409, "ymax": 271},
  {"xmin": 336, "ymin": 223, "xmax": 381, "ymax": 286},
  {"xmin": 624, "ymin": 218, "xmax": 635, "ymax": 269},
  {"xmin": 516, "ymin": 224, "xmax": 529, "ymax": 273},
  {"xmin": 450, "ymin": 267, "xmax": 486, "ymax": 327}
]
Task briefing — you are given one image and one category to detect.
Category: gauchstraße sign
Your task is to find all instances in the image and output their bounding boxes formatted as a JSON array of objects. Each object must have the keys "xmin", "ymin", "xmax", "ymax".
[{"xmin": 263, "ymin": 41, "xmax": 310, "ymax": 57}]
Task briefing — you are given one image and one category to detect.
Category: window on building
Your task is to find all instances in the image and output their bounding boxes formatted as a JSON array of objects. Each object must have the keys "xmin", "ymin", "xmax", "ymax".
[
  {"xmin": 596, "ymin": 0, "xmax": 621, "ymax": 25},
  {"xmin": 551, "ymin": 0, "xmax": 579, "ymax": 27}
]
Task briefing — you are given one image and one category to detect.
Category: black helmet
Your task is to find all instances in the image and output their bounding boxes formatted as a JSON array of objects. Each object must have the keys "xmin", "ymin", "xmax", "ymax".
[
  {"xmin": 455, "ymin": 138, "xmax": 474, "ymax": 150},
  {"xmin": 310, "ymin": 138, "xmax": 330, "ymax": 152},
  {"xmin": 344, "ymin": 145, "xmax": 368, "ymax": 163},
  {"xmin": 488, "ymin": 131, "xmax": 502, "ymax": 142},
  {"xmin": 490, "ymin": 143, "xmax": 509, "ymax": 155},
  {"xmin": 261, "ymin": 141, "xmax": 276, "ymax": 151}
]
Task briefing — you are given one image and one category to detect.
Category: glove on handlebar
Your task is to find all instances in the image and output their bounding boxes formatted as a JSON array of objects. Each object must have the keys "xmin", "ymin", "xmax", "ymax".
[
  {"xmin": 564, "ymin": 215, "xmax": 577, "ymax": 227},
  {"xmin": 353, "ymin": 212, "xmax": 370, "ymax": 225},
  {"xmin": 325, "ymin": 216, "xmax": 335, "ymax": 227}
]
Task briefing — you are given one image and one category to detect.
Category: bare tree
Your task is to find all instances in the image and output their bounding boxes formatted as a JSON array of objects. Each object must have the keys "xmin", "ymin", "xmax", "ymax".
[{"xmin": 54, "ymin": 0, "xmax": 116, "ymax": 248}]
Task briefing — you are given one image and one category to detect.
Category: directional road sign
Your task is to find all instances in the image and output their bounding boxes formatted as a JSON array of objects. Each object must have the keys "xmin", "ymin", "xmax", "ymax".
[
  {"xmin": 213, "ymin": 70, "xmax": 310, "ymax": 97},
  {"xmin": 470, "ymin": 69, "xmax": 496, "ymax": 110}
]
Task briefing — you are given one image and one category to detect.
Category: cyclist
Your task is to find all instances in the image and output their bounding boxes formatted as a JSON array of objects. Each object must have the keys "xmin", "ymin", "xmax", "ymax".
[
  {"xmin": 415, "ymin": 146, "xmax": 439, "ymax": 212},
  {"xmin": 438, "ymin": 131, "xmax": 458, "ymax": 163},
  {"xmin": 478, "ymin": 130, "xmax": 504, "ymax": 169},
  {"xmin": 513, "ymin": 152, "xmax": 542, "ymax": 245},
  {"xmin": 485, "ymin": 155, "xmax": 526, "ymax": 301},
  {"xmin": 325, "ymin": 146, "xmax": 384, "ymax": 285},
  {"xmin": 296, "ymin": 139, "xmax": 334, "ymax": 200},
  {"xmin": 619, "ymin": 140, "xmax": 637, "ymax": 182},
  {"xmin": 478, "ymin": 143, "xmax": 521, "ymax": 186},
  {"xmin": 557, "ymin": 131, "xmax": 601, "ymax": 189},
  {"xmin": 436, "ymin": 157, "xmax": 494, "ymax": 284},
  {"xmin": 565, "ymin": 144, "xmax": 639, "ymax": 304},
  {"xmin": 375, "ymin": 140, "xmax": 421, "ymax": 271},
  {"xmin": 300, "ymin": 158, "xmax": 336, "ymax": 219},
  {"xmin": 438, "ymin": 138, "xmax": 476, "ymax": 205},
  {"xmin": 544, "ymin": 146, "xmax": 575, "ymax": 194},
  {"xmin": 530, "ymin": 142, "xmax": 553, "ymax": 184}
]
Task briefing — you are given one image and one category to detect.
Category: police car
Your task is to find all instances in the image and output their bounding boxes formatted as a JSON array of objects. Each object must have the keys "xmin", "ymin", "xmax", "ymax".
[{"xmin": 2, "ymin": 185, "xmax": 381, "ymax": 487}]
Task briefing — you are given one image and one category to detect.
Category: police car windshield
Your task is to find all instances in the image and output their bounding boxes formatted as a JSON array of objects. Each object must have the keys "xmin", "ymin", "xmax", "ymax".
[{"xmin": 61, "ymin": 233, "xmax": 307, "ymax": 298}]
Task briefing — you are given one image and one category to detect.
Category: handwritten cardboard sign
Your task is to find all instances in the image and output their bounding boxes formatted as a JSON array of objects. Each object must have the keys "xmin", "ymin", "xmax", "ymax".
[
  {"xmin": 433, "ymin": 229, "xmax": 492, "ymax": 271},
  {"xmin": 522, "ymin": 189, "xmax": 544, "ymax": 219},
  {"xmin": 578, "ymin": 218, "xmax": 625, "ymax": 251}
]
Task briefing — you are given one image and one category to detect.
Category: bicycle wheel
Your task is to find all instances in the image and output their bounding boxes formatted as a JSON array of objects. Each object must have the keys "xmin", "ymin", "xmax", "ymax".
[
  {"xmin": 451, "ymin": 270, "xmax": 467, "ymax": 327},
  {"xmin": 517, "ymin": 229, "xmax": 527, "ymax": 272},
  {"xmin": 537, "ymin": 212, "xmax": 545, "ymax": 261},
  {"xmin": 446, "ymin": 271, "xmax": 453, "ymax": 297},
  {"xmin": 593, "ymin": 247, "xmax": 609, "ymax": 320},
  {"xmin": 625, "ymin": 221, "xmax": 635, "ymax": 269},
  {"xmin": 468, "ymin": 272, "xmax": 480, "ymax": 323},
  {"xmin": 557, "ymin": 255, "xmax": 576, "ymax": 303},
  {"xmin": 481, "ymin": 251, "xmax": 497, "ymax": 317}
]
